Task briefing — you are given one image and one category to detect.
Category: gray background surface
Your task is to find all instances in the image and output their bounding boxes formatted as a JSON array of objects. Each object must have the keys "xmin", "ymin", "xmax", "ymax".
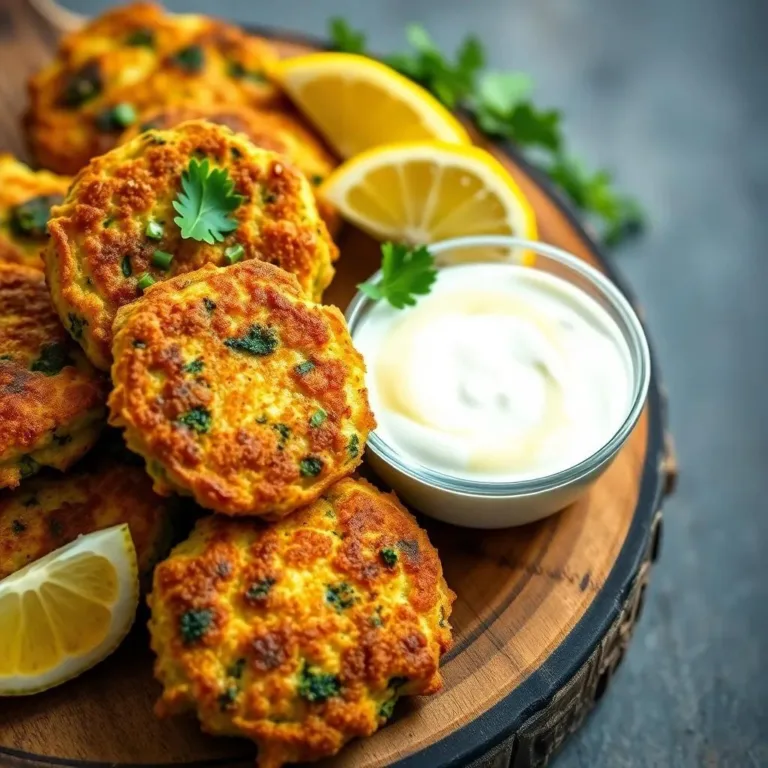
[{"xmin": 60, "ymin": 1, "xmax": 768, "ymax": 765}]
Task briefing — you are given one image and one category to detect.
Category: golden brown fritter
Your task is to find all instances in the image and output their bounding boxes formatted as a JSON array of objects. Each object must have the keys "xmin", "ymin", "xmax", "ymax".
[
  {"xmin": 0, "ymin": 155, "xmax": 70, "ymax": 270},
  {"xmin": 45, "ymin": 119, "xmax": 338, "ymax": 370},
  {"xmin": 148, "ymin": 477, "xmax": 454, "ymax": 768},
  {"xmin": 0, "ymin": 263, "xmax": 107, "ymax": 490},
  {"xmin": 0, "ymin": 458, "xmax": 175, "ymax": 581},
  {"xmin": 25, "ymin": 2, "xmax": 280, "ymax": 174},
  {"xmin": 108, "ymin": 260, "xmax": 374, "ymax": 518},
  {"xmin": 118, "ymin": 103, "xmax": 338, "ymax": 230}
]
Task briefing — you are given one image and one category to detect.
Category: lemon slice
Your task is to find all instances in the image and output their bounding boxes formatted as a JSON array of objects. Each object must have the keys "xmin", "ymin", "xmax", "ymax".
[
  {"xmin": 320, "ymin": 141, "xmax": 538, "ymax": 245},
  {"xmin": 0, "ymin": 524, "xmax": 139, "ymax": 695},
  {"xmin": 276, "ymin": 53, "xmax": 470, "ymax": 158}
]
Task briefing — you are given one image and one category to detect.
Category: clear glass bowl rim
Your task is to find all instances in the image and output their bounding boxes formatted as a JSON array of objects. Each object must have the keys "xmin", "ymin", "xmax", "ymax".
[{"xmin": 344, "ymin": 235, "xmax": 652, "ymax": 498}]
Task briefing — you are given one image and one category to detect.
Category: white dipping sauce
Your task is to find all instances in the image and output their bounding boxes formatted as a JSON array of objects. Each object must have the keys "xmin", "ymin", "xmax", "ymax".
[{"xmin": 353, "ymin": 263, "xmax": 633, "ymax": 482}]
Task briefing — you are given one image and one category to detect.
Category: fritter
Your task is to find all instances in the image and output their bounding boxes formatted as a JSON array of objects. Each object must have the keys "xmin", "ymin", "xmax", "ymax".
[
  {"xmin": 0, "ymin": 458, "xmax": 174, "ymax": 581},
  {"xmin": 118, "ymin": 104, "xmax": 338, "ymax": 231},
  {"xmin": 25, "ymin": 1, "xmax": 280, "ymax": 174},
  {"xmin": 148, "ymin": 477, "xmax": 454, "ymax": 768},
  {"xmin": 108, "ymin": 260, "xmax": 374, "ymax": 518},
  {"xmin": 0, "ymin": 263, "xmax": 107, "ymax": 490},
  {"xmin": 0, "ymin": 155, "xmax": 70, "ymax": 270},
  {"xmin": 45, "ymin": 119, "xmax": 338, "ymax": 370}
]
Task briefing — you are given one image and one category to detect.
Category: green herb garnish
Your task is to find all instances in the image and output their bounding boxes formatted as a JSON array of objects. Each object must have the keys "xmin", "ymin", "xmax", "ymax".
[
  {"xmin": 95, "ymin": 102, "xmax": 137, "ymax": 132},
  {"xmin": 384, "ymin": 24, "xmax": 483, "ymax": 109},
  {"xmin": 137, "ymin": 272, "xmax": 156, "ymax": 292},
  {"xmin": 300, "ymin": 457, "xmax": 323, "ymax": 477},
  {"xmin": 126, "ymin": 28, "xmax": 154, "ymax": 47},
  {"xmin": 173, "ymin": 158, "xmax": 243, "ymax": 244},
  {"xmin": 228, "ymin": 658, "xmax": 246, "ymax": 678},
  {"xmin": 224, "ymin": 324, "xmax": 277, "ymax": 356},
  {"xmin": 19, "ymin": 455, "xmax": 39, "ymax": 480},
  {"xmin": 227, "ymin": 61, "xmax": 267, "ymax": 82},
  {"xmin": 9, "ymin": 195, "xmax": 62, "ymax": 239},
  {"xmin": 246, "ymin": 577, "xmax": 276, "ymax": 601},
  {"xmin": 203, "ymin": 297, "xmax": 216, "ymax": 312},
  {"xmin": 347, "ymin": 434, "xmax": 360, "ymax": 459},
  {"xmin": 359, "ymin": 242, "xmax": 437, "ymax": 309},
  {"xmin": 184, "ymin": 358, "xmax": 204, "ymax": 374},
  {"xmin": 224, "ymin": 243, "xmax": 244, "ymax": 264},
  {"xmin": 546, "ymin": 155, "xmax": 645, "ymax": 247},
  {"xmin": 273, "ymin": 423, "xmax": 291, "ymax": 444},
  {"xmin": 145, "ymin": 219, "xmax": 164, "ymax": 240},
  {"xmin": 298, "ymin": 663, "xmax": 341, "ymax": 702},
  {"xmin": 30, "ymin": 342, "xmax": 71, "ymax": 376},
  {"xmin": 309, "ymin": 409, "xmax": 326, "ymax": 428},
  {"xmin": 171, "ymin": 45, "xmax": 204, "ymax": 72},
  {"xmin": 68, "ymin": 314, "xmax": 86, "ymax": 340},
  {"xmin": 295, "ymin": 360, "xmax": 314, "ymax": 376},
  {"xmin": 326, "ymin": 582, "xmax": 356, "ymax": 612},
  {"xmin": 473, "ymin": 72, "xmax": 560, "ymax": 151},
  {"xmin": 60, "ymin": 62, "xmax": 102, "ymax": 107},
  {"xmin": 329, "ymin": 18, "xmax": 367, "ymax": 54},
  {"xmin": 379, "ymin": 697, "xmax": 398, "ymax": 720},
  {"xmin": 179, "ymin": 608, "xmax": 213, "ymax": 644},
  {"xmin": 152, "ymin": 249, "xmax": 173, "ymax": 270},
  {"xmin": 177, "ymin": 406, "xmax": 212, "ymax": 434},
  {"xmin": 121, "ymin": 255, "xmax": 132, "ymax": 277},
  {"xmin": 379, "ymin": 548, "xmax": 398, "ymax": 568}
]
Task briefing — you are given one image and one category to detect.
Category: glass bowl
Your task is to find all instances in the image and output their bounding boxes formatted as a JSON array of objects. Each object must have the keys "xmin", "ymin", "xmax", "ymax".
[{"xmin": 345, "ymin": 235, "xmax": 651, "ymax": 528}]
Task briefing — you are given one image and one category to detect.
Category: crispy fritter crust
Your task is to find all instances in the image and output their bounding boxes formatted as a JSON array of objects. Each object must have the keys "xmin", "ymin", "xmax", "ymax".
[
  {"xmin": 25, "ymin": 2, "xmax": 280, "ymax": 174},
  {"xmin": 0, "ymin": 155, "xmax": 70, "ymax": 270},
  {"xmin": 0, "ymin": 458, "xmax": 174, "ymax": 580},
  {"xmin": 148, "ymin": 477, "xmax": 454, "ymax": 768},
  {"xmin": 118, "ymin": 103, "xmax": 338, "ymax": 229},
  {"xmin": 108, "ymin": 260, "xmax": 374, "ymax": 518},
  {"xmin": 45, "ymin": 120, "xmax": 338, "ymax": 370},
  {"xmin": 0, "ymin": 264, "xmax": 107, "ymax": 489}
]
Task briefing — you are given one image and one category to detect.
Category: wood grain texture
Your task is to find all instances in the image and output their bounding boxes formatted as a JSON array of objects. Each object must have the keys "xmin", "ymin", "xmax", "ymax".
[{"xmin": 0, "ymin": 3, "xmax": 671, "ymax": 766}]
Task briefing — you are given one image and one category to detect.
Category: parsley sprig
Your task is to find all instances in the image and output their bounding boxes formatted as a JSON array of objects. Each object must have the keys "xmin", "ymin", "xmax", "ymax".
[
  {"xmin": 359, "ymin": 242, "xmax": 437, "ymax": 309},
  {"xmin": 329, "ymin": 19, "xmax": 644, "ymax": 247},
  {"xmin": 173, "ymin": 158, "xmax": 243, "ymax": 244}
]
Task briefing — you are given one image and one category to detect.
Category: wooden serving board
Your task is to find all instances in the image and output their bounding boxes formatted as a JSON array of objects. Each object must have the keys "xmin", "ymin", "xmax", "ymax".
[{"xmin": 0, "ymin": 2, "xmax": 677, "ymax": 766}]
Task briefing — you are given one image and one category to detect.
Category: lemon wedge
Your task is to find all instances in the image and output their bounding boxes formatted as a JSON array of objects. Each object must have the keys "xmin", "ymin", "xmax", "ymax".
[
  {"xmin": 319, "ymin": 141, "xmax": 538, "ymax": 245},
  {"xmin": 0, "ymin": 524, "xmax": 139, "ymax": 695},
  {"xmin": 276, "ymin": 52, "xmax": 470, "ymax": 158}
]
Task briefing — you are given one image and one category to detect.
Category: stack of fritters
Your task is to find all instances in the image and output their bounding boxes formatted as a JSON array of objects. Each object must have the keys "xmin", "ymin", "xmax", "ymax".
[
  {"xmin": 44, "ymin": 119, "xmax": 338, "ymax": 369},
  {"xmin": 25, "ymin": 2, "xmax": 280, "ymax": 174},
  {"xmin": 0, "ymin": 4, "xmax": 455, "ymax": 766}
]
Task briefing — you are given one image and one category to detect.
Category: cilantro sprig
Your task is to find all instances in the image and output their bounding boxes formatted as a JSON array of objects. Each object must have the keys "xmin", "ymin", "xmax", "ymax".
[
  {"xmin": 329, "ymin": 19, "xmax": 644, "ymax": 247},
  {"xmin": 359, "ymin": 242, "xmax": 437, "ymax": 309},
  {"xmin": 173, "ymin": 158, "xmax": 243, "ymax": 244}
]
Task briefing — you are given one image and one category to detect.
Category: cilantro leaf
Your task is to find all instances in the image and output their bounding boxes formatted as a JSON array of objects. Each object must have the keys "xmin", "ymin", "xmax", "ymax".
[
  {"xmin": 384, "ymin": 24, "xmax": 484, "ymax": 109},
  {"xmin": 329, "ymin": 17, "xmax": 367, "ymax": 54},
  {"xmin": 547, "ymin": 154, "xmax": 645, "ymax": 245},
  {"xmin": 172, "ymin": 158, "xmax": 243, "ymax": 244},
  {"xmin": 359, "ymin": 242, "xmax": 437, "ymax": 309},
  {"xmin": 475, "ymin": 71, "xmax": 532, "ymax": 118},
  {"xmin": 473, "ymin": 72, "xmax": 562, "ymax": 152}
]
